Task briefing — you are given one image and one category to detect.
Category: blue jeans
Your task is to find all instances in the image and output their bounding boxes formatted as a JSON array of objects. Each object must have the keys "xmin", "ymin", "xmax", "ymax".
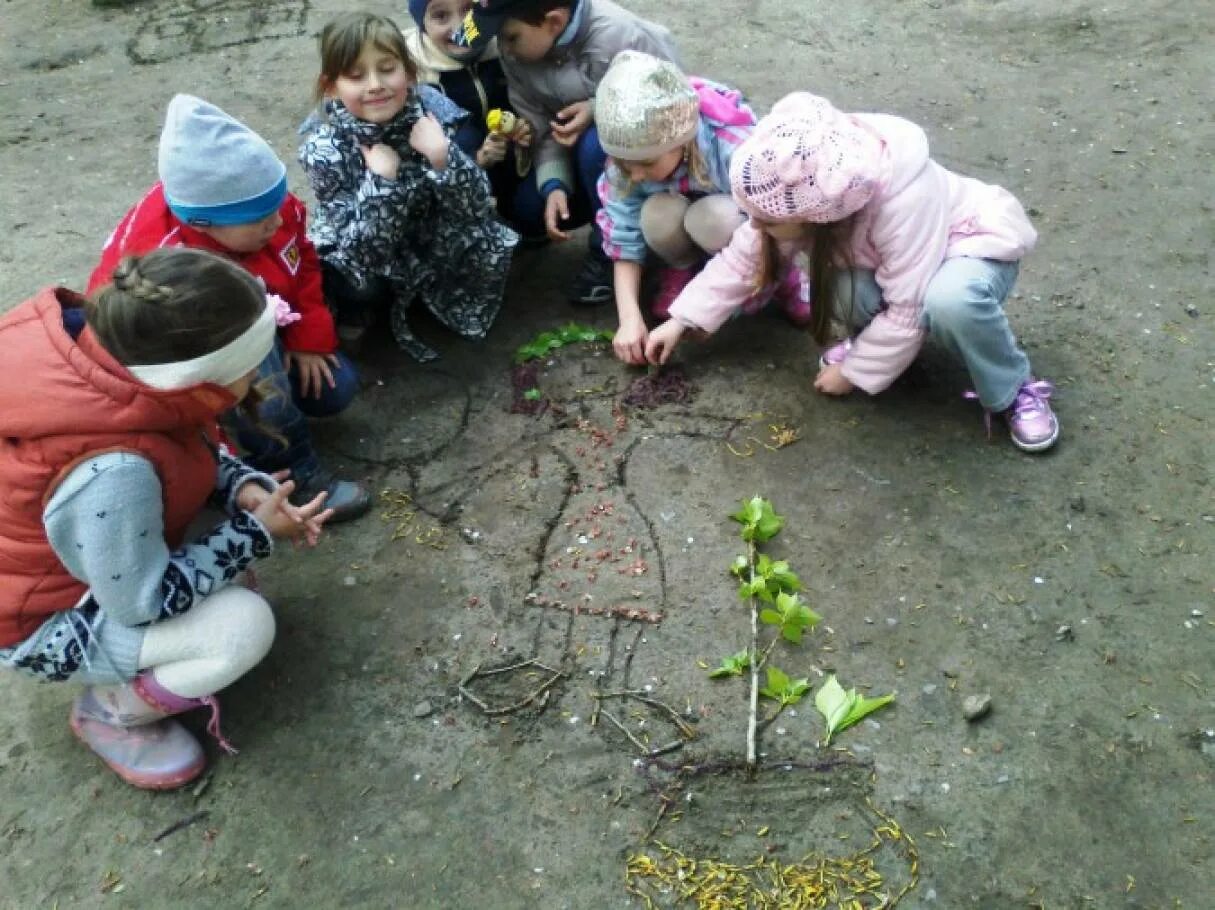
[
  {"xmin": 225, "ymin": 342, "xmax": 359, "ymax": 481},
  {"xmin": 835, "ymin": 258, "xmax": 1031, "ymax": 411},
  {"xmin": 520, "ymin": 125, "xmax": 608, "ymax": 255}
]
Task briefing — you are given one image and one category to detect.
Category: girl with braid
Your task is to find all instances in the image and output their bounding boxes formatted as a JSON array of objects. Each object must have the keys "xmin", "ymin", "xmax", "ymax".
[{"xmin": 0, "ymin": 249, "xmax": 332, "ymax": 790}]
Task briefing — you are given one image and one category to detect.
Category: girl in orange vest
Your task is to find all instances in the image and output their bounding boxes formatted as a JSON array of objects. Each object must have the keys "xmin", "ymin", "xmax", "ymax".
[{"xmin": 0, "ymin": 248, "xmax": 332, "ymax": 789}]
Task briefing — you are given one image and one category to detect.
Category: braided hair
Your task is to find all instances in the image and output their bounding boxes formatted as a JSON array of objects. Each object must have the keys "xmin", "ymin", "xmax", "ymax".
[{"xmin": 87, "ymin": 248, "xmax": 265, "ymax": 366}]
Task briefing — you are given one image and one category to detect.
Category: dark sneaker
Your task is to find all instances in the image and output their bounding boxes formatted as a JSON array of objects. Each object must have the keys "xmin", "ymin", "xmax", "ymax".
[
  {"xmin": 569, "ymin": 250, "xmax": 614, "ymax": 306},
  {"xmin": 292, "ymin": 468, "xmax": 372, "ymax": 523}
]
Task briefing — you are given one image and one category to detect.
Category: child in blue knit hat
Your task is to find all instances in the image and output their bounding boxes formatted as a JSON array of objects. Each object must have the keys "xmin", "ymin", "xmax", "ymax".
[
  {"xmin": 90, "ymin": 95, "xmax": 372, "ymax": 521},
  {"xmin": 402, "ymin": 0, "xmax": 545, "ymax": 240}
]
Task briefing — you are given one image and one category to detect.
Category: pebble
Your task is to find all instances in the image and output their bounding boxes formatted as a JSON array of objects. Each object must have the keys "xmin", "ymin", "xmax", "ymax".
[
  {"xmin": 962, "ymin": 693, "xmax": 993, "ymax": 721},
  {"xmin": 413, "ymin": 700, "xmax": 434, "ymax": 719},
  {"xmin": 1056, "ymin": 624, "xmax": 1075, "ymax": 642}
]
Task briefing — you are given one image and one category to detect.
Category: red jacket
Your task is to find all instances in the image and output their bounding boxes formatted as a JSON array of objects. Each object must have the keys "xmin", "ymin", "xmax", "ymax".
[
  {"xmin": 87, "ymin": 184, "xmax": 338, "ymax": 354},
  {"xmin": 0, "ymin": 289, "xmax": 232, "ymax": 647}
]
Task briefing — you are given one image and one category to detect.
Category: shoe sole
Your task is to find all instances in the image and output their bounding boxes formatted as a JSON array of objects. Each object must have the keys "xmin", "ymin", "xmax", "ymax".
[
  {"xmin": 569, "ymin": 288, "xmax": 613, "ymax": 307},
  {"xmin": 1009, "ymin": 423, "xmax": 1060, "ymax": 453},
  {"xmin": 69, "ymin": 712, "xmax": 206, "ymax": 791}
]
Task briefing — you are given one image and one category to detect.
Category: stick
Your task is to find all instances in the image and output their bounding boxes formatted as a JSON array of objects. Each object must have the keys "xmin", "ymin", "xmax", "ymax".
[
  {"xmin": 458, "ymin": 662, "xmax": 566, "ymax": 717},
  {"xmin": 746, "ymin": 539, "xmax": 759, "ymax": 772},
  {"xmin": 600, "ymin": 708, "xmax": 650, "ymax": 754},
  {"xmin": 590, "ymin": 692, "xmax": 696, "ymax": 739},
  {"xmin": 151, "ymin": 810, "xmax": 210, "ymax": 843}
]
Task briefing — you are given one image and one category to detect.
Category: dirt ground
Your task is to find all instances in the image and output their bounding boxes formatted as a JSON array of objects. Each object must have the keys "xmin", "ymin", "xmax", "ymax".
[{"xmin": 1, "ymin": 0, "xmax": 1212, "ymax": 907}]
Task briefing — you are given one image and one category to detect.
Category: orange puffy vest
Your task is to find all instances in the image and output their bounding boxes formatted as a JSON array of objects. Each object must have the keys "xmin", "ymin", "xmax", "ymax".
[{"xmin": 0, "ymin": 289, "xmax": 236, "ymax": 647}]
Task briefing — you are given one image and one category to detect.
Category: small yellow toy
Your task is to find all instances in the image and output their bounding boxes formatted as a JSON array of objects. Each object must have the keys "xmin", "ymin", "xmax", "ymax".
[
  {"xmin": 486, "ymin": 109, "xmax": 524, "ymax": 139},
  {"xmin": 486, "ymin": 109, "xmax": 530, "ymax": 177}
]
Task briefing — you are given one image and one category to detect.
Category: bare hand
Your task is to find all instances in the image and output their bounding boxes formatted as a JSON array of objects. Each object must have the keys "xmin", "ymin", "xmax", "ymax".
[
  {"xmin": 814, "ymin": 363, "xmax": 855, "ymax": 396},
  {"xmin": 251, "ymin": 480, "xmax": 333, "ymax": 548},
  {"xmin": 284, "ymin": 351, "xmax": 340, "ymax": 400},
  {"xmin": 359, "ymin": 142, "xmax": 401, "ymax": 180},
  {"xmin": 409, "ymin": 113, "xmax": 450, "ymax": 170},
  {"xmin": 476, "ymin": 133, "xmax": 509, "ymax": 169},
  {"xmin": 544, "ymin": 189, "xmax": 571, "ymax": 241},
  {"xmin": 550, "ymin": 101, "xmax": 592, "ymax": 148},
  {"xmin": 514, "ymin": 119, "xmax": 534, "ymax": 148},
  {"xmin": 644, "ymin": 319, "xmax": 686, "ymax": 366},
  {"xmin": 613, "ymin": 316, "xmax": 649, "ymax": 366}
]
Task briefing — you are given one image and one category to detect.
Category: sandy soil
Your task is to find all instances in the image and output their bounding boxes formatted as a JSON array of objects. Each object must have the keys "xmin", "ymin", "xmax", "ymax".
[{"xmin": 0, "ymin": 0, "xmax": 1212, "ymax": 907}]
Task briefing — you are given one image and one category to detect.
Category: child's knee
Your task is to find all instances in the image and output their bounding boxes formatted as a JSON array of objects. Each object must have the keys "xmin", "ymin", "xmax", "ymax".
[
  {"xmin": 683, "ymin": 195, "xmax": 745, "ymax": 254},
  {"xmin": 211, "ymin": 586, "xmax": 276, "ymax": 675}
]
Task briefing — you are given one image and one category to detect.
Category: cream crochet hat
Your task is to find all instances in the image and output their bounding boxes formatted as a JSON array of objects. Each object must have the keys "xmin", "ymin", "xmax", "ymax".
[
  {"xmin": 596, "ymin": 51, "xmax": 699, "ymax": 161},
  {"xmin": 730, "ymin": 92, "xmax": 883, "ymax": 223}
]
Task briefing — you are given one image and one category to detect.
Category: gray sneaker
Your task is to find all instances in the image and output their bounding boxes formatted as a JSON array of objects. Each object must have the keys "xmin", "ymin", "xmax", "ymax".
[{"xmin": 291, "ymin": 468, "xmax": 372, "ymax": 523}]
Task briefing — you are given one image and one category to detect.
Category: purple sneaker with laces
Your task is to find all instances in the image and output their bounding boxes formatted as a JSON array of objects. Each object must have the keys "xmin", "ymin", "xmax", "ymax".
[
  {"xmin": 1004, "ymin": 379, "xmax": 1059, "ymax": 452},
  {"xmin": 968, "ymin": 379, "xmax": 1060, "ymax": 452}
]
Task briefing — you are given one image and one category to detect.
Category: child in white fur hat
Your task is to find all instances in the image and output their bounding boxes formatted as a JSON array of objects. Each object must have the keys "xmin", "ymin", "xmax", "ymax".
[
  {"xmin": 593, "ymin": 52, "xmax": 810, "ymax": 366},
  {"xmin": 646, "ymin": 92, "xmax": 1059, "ymax": 453}
]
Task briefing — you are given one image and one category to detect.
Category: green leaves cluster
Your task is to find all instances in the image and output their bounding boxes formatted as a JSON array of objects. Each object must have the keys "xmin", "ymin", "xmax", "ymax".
[
  {"xmin": 514, "ymin": 323, "xmax": 614, "ymax": 363},
  {"xmin": 729, "ymin": 496, "xmax": 784, "ymax": 543},
  {"xmin": 814, "ymin": 675, "xmax": 895, "ymax": 745},
  {"xmin": 710, "ymin": 496, "xmax": 895, "ymax": 749}
]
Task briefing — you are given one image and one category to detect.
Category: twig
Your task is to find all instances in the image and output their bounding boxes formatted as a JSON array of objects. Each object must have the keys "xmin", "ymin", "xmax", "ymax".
[
  {"xmin": 643, "ymin": 797, "xmax": 671, "ymax": 842},
  {"xmin": 746, "ymin": 539, "xmax": 759, "ymax": 772},
  {"xmin": 457, "ymin": 660, "xmax": 565, "ymax": 717},
  {"xmin": 590, "ymin": 691, "xmax": 696, "ymax": 739},
  {"xmin": 151, "ymin": 810, "xmax": 210, "ymax": 843},
  {"xmin": 600, "ymin": 708, "xmax": 650, "ymax": 754}
]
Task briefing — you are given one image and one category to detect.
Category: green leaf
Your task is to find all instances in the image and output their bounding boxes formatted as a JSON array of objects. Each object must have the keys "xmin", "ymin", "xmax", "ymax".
[
  {"xmin": 760, "ymin": 666, "xmax": 810, "ymax": 705},
  {"xmin": 707, "ymin": 650, "xmax": 751, "ymax": 679},
  {"xmin": 814, "ymin": 675, "xmax": 895, "ymax": 745},
  {"xmin": 759, "ymin": 608, "xmax": 782, "ymax": 627},
  {"xmin": 730, "ymin": 497, "xmax": 785, "ymax": 543},
  {"xmin": 522, "ymin": 388, "xmax": 542, "ymax": 401}
]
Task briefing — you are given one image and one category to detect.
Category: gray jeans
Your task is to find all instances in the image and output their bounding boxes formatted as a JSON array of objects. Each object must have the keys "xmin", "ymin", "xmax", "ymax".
[{"xmin": 835, "ymin": 258, "xmax": 1031, "ymax": 411}]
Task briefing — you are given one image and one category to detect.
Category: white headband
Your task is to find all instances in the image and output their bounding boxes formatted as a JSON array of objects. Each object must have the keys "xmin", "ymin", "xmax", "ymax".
[{"xmin": 128, "ymin": 297, "xmax": 277, "ymax": 391}]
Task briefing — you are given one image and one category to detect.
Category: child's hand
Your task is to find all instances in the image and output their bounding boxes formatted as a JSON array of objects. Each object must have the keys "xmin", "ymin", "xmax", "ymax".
[
  {"xmin": 550, "ymin": 101, "xmax": 592, "ymax": 148},
  {"xmin": 359, "ymin": 143, "xmax": 401, "ymax": 180},
  {"xmin": 284, "ymin": 351, "xmax": 340, "ymax": 400},
  {"xmin": 644, "ymin": 320, "xmax": 686, "ymax": 365},
  {"xmin": 252, "ymin": 480, "xmax": 333, "ymax": 548},
  {"xmin": 476, "ymin": 133, "xmax": 509, "ymax": 169},
  {"xmin": 410, "ymin": 113, "xmax": 450, "ymax": 170},
  {"xmin": 514, "ymin": 119, "xmax": 534, "ymax": 148},
  {"xmin": 544, "ymin": 189, "xmax": 572, "ymax": 241},
  {"xmin": 613, "ymin": 315, "xmax": 649, "ymax": 366},
  {"xmin": 813, "ymin": 363, "xmax": 855, "ymax": 396}
]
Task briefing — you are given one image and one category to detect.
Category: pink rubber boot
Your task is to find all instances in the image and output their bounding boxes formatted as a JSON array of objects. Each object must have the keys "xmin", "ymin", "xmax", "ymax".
[
  {"xmin": 650, "ymin": 265, "xmax": 700, "ymax": 319},
  {"xmin": 69, "ymin": 672, "xmax": 234, "ymax": 790}
]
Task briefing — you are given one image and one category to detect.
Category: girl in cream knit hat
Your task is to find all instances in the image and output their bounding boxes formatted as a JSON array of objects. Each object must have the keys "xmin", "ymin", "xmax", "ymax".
[
  {"xmin": 593, "ymin": 51, "xmax": 810, "ymax": 366},
  {"xmin": 646, "ymin": 92, "xmax": 1059, "ymax": 453}
]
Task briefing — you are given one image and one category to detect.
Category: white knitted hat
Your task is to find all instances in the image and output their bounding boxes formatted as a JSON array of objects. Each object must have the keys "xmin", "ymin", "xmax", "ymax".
[{"xmin": 596, "ymin": 51, "xmax": 699, "ymax": 161}]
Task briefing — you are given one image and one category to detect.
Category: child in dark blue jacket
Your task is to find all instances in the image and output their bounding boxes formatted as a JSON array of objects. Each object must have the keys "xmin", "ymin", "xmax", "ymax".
[{"xmin": 404, "ymin": 0, "xmax": 545, "ymax": 239}]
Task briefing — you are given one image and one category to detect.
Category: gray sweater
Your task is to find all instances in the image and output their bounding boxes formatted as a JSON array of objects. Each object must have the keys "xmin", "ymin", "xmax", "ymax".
[
  {"xmin": 502, "ymin": 0, "xmax": 679, "ymax": 192},
  {"xmin": 43, "ymin": 449, "xmax": 275, "ymax": 627}
]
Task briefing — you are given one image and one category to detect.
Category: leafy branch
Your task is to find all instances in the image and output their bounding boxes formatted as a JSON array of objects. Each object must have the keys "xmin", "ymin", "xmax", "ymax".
[{"xmin": 711, "ymin": 496, "xmax": 894, "ymax": 763}]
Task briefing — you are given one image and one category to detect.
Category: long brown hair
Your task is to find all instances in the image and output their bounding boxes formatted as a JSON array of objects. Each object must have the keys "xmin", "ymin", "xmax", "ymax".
[
  {"xmin": 754, "ymin": 216, "xmax": 857, "ymax": 345},
  {"xmin": 314, "ymin": 13, "xmax": 418, "ymax": 100}
]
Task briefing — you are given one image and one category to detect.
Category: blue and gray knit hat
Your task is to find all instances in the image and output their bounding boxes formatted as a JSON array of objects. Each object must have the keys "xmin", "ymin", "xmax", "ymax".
[{"xmin": 158, "ymin": 94, "xmax": 287, "ymax": 227}]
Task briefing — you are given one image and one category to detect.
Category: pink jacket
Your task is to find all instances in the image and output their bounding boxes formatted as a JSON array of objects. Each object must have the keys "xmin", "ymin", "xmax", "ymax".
[{"xmin": 668, "ymin": 113, "xmax": 1037, "ymax": 393}]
